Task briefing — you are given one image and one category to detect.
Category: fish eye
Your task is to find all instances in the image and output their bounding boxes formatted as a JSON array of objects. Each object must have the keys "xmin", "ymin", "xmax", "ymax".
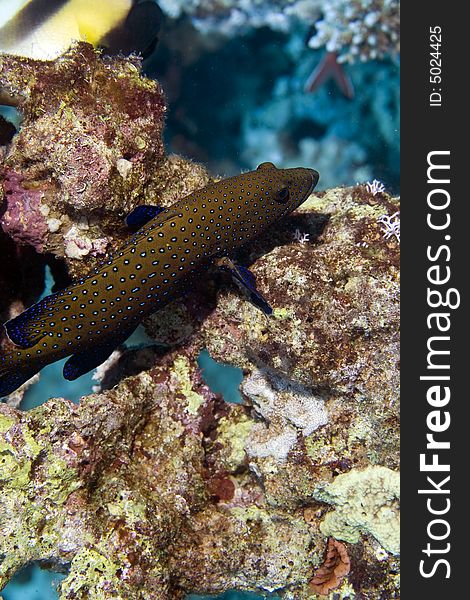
[{"xmin": 274, "ymin": 187, "xmax": 290, "ymax": 204}]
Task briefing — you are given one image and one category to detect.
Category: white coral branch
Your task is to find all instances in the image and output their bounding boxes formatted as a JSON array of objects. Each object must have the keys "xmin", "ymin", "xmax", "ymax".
[
  {"xmin": 366, "ymin": 179, "xmax": 386, "ymax": 196},
  {"xmin": 377, "ymin": 211, "xmax": 400, "ymax": 243},
  {"xmin": 293, "ymin": 228, "xmax": 310, "ymax": 243}
]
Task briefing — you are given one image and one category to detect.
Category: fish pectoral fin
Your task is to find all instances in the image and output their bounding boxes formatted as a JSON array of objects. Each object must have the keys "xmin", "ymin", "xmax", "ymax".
[
  {"xmin": 125, "ymin": 205, "xmax": 165, "ymax": 229},
  {"xmin": 216, "ymin": 257, "xmax": 273, "ymax": 316}
]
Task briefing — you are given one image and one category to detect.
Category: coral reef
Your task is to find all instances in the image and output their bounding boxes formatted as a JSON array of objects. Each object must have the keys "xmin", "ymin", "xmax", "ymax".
[
  {"xmin": 0, "ymin": 43, "xmax": 211, "ymax": 277},
  {"xmin": 308, "ymin": 0, "xmax": 400, "ymax": 63},
  {"xmin": 1, "ymin": 43, "xmax": 399, "ymax": 598},
  {"xmin": 1, "ymin": 181, "xmax": 400, "ymax": 597},
  {"xmin": 199, "ymin": 185, "xmax": 399, "ymax": 400},
  {"xmin": 0, "ymin": 359, "xmax": 321, "ymax": 599},
  {"xmin": 238, "ymin": 48, "xmax": 400, "ymax": 188},
  {"xmin": 313, "ymin": 466, "xmax": 400, "ymax": 555},
  {"xmin": 149, "ymin": 24, "xmax": 399, "ymax": 189},
  {"xmin": 158, "ymin": 0, "xmax": 318, "ymax": 33}
]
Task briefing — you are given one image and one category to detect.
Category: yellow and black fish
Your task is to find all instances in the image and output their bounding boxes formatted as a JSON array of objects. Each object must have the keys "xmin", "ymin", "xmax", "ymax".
[
  {"xmin": 0, "ymin": 162, "xmax": 319, "ymax": 397},
  {"xmin": 0, "ymin": 0, "xmax": 162, "ymax": 60}
]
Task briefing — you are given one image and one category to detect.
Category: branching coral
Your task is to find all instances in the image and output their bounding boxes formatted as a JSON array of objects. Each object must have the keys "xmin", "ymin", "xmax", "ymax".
[
  {"xmin": 308, "ymin": 0, "xmax": 400, "ymax": 63},
  {"xmin": 158, "ymin": 0, "xmax": 399, "ymax": 63}
]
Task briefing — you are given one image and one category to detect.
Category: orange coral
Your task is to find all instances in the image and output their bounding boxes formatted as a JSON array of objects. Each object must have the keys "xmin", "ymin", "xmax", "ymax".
[{"xmin": 309, "ymin": 538, "xmax": 350, "ymax": 596}]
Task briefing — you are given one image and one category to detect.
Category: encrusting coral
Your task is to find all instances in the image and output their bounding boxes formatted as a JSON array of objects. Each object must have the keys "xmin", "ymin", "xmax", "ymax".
[
  {"xmin": 1, "ymin": 44, "xmax": 399, "ymax": 598},
  {"xmin": 0, "ymin": 357, "xmax": 322, "ymax": 599},
  {"xmin": 313, "ymin": 465, "xmax": 400, "ymax": 556}
]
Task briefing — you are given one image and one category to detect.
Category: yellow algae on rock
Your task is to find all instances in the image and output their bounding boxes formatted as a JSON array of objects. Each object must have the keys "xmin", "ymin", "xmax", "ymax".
[
  {"xmin": 215, "ymin": 412, "xmax": 254, "ymax": 472},
  {"xmin": 60, "ymin": 548, "xmax": 128, "ymax": 599},
  {"xmin": 171, "ymin": 356, "xmax": 205, "ymax": 415}
]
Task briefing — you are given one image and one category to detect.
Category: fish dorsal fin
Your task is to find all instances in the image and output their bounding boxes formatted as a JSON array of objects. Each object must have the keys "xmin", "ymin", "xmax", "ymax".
[
  {"xmin": 125, "ymin": 204, "xmax": 165, "ymax": 229},
  {"xmin": 116, "ymin": 204, "xmax": 183, "ymax": 257}
]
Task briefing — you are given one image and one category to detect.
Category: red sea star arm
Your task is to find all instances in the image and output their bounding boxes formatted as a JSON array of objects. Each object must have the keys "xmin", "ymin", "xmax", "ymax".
[{"xmin": 304, "ymin": 51, "xmax": 355, "ymax": 99}]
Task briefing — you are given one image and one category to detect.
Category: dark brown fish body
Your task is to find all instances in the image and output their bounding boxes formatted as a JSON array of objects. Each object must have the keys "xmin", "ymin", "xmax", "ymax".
[{"xmin": 0, "ymin": 162, "xmax": 318, "ymax": 396}]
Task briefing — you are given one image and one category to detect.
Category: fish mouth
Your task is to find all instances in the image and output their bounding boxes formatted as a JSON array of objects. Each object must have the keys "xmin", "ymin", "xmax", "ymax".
[{"xmin": 307, "ymin": 168, "xmax": 320, "ymax": 195}]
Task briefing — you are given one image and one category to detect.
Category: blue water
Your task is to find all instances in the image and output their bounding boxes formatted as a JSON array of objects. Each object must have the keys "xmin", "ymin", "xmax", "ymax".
[
  {"xmin": 2, "ymin": 565, "xmax": 65, "ymax": 600},
  {"xmin": 20, "ymin": 356, "xmax": 94, "ymax": 409},
  {"xmin": 198, "ymin": 349, "xmax": 243, "ymax": 404}
]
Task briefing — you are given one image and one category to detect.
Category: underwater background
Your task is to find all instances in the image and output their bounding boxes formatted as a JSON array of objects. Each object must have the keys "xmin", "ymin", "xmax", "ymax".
[{"xmin": 1, "ymin": 0, "xmax": 399, "ymax": 598}]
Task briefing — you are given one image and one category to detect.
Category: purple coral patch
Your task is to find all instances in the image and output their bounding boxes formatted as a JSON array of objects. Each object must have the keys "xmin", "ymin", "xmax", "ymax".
[{"xmin": 1, "ymin": 170, "xmax": 49, "ymax": 252}]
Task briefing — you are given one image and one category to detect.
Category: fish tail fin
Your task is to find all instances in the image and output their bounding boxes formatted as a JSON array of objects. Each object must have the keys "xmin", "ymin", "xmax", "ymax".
[
  {"xmin": 0, "ymin": 348, "xmax": 39, "ymax": 398},
  {"xmin": 3, "ymin": 289, "xmax": 64, "ymax": 348}
]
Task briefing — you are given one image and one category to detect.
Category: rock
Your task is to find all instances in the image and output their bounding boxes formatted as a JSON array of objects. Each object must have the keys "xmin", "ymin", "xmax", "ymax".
[
  {"xmin": 0, "ymin": 44, "xmax": 211, "ymax": 278},
  {"xmin": 201, "ymin": 185, "xmax": 399, "ymax": 395},
  {"xmin": 0, "ymin": 355, "xmax": 322, "ymax": 599},
  {"xmin": 0, "ymin": 182, "xmax": 400, "ymax": 598},
  {"xmin": 195, "ymin": 184, "xmax": 399, "ymax": 507},
  {"xmin": 1, "ymin": 42, "xmax": 400, "ymax": 599}
]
